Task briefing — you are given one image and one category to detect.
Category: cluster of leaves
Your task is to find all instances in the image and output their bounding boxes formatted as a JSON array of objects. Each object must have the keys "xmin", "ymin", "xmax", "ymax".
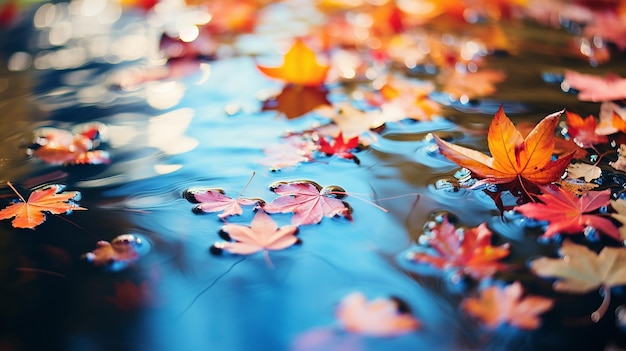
[
  {"xmin": 27, "ymin": 123, "xmax": 110, "ymax": 166},
  {"xmin": 428, "ymin": 105, "xmax": 626, "ymax": 330},
  {"xmin": 185, "ymin": 179, "xmax": 352, "ymax": 257}
]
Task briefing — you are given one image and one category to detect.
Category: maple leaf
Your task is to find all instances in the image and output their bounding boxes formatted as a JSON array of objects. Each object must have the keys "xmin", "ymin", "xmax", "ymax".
[
  {"xmin": 257, "ymin": 38, "xmax": 330, "ymax": 87},
  {"xmin": 461, "ymin": 281, "xmax": 553, "ymax": 330},
  {"xmin": 433, "ymin": 107, "xmax": 574, "ymax": 189},
  {"xmin": 566, "ymin": 163, "xmax": 602, "ymax": 182},
  {"xmin": 260, "ymin": 135, "xmax": 315, "ymax": 170},
  {"xmin": 317, "ymin": 132, "xmax": 360, "ymax": 164},
  {"xmin": 563, "ymin": 70, "xmax": 626, "ymax": 102},
  {"xmin": 0, "ymin": 182, "xmax": 86, "ymax": 229},
  {"xmin": 213, "ymin": 210, "xmax": 299, "ymax": 255},
  {"xmin": 530, "ymin": 239, "xmax": 626, "ymax": 321},
  {"xmin": 28, "ymin": 125, "xmax": 110, "ymax": 165},
  {"xmin": 515, "ymin": 187, "xmax": 619, "ymax": 240},
  {"xmin": 597, "ymin": 102, "xmax": 626, "ymax": 135},
  {"xmin": 565, "ymin": 111, "xmax": 608, "ymax": 148},
  {"xmin": 438, "ymin": 69, "xmax": 506, "ymax": 100},
  {"xmin": 407, "ymin": 216, "xmax": 510, "ymax": 279},
  {"xmin": 336, "ymin": 292, "xmax": 420, "ymax": 337},
  {"xmin": 263, "ymin": 181, "xmax": 352, "ymax": 226},
  {"xmin": 189, "ymin": 189, "xmax": 258, "ymax": 219},
  {"xmin": 83, "ymin": 234, "xmax": 144, "ymax": 268}
]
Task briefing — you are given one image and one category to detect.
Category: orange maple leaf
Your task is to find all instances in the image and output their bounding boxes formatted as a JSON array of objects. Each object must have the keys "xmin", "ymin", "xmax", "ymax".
[
  {"xmin": 257, "ymin": 38, "xmax": 329, "ymax": 87},
  {"xmin": 433, "ymin": 107, "xmax": 574, "ymax": 188},
  {"xmin": 0, "ymin": 182, "xmax": 86, "ymax": 229}
]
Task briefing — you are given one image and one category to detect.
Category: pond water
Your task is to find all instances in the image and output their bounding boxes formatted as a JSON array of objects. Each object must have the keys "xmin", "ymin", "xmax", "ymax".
[{"xmin": 1, "ymin": 1, "xmax": 626, "ymax": 350}]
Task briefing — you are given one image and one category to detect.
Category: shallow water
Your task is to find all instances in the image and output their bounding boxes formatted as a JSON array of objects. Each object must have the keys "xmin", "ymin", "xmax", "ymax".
[{"xmin": 1, "ymin": 1, "xmax": 626, "ymax": 350}]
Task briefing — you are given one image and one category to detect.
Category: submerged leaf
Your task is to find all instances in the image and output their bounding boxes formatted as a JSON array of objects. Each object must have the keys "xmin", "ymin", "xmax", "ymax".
[
  {"xmin": 461, "ymin": 281, "xmax": 553, "ymax": 330},
  {"xmin": 336, "ymin": 292, "xmax": 420, "ymax": 336}
]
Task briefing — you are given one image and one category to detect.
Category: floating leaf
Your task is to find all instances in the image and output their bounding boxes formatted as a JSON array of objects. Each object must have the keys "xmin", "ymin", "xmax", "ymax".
[
  {"xmin": 190, "ymin": 189, "xmax": 259, "ymax": 219},
  {"xmin": 257, "ymin": 38, "xmax": 329, "ymax": 87},
  {"xmin": 336, "ymin": 292, "xmax": 420, "ymax": 337},
  {"xmin": 461, "ymin": 281, "xmax": 553, "ymax": 330},
  {"xmin": 433, "ymin": 107, "xmax": 573, "ymax": 189},
  {"xmin": 565, "ymin": 111, "xmax": 608, "ymax": 148},
  {"xmin": 515, "ymin": 187, "xmax": 619, "ymax": 240},
  {"xmin": 83, "ymin": 234, "xmax": 145, "ymax": 268},
  {"xmin": 407, "ymin": 216, "xmax": 510, "ymax": 279},
  {"xmin": 213, "ymin": 210, "xmax": 299, "ymax": 255},
  {"xmin": 317, "ymin": 132, "xmax": 360, "ymax": 164},
  {"xmin": 563, "ymin": 70, "xmax": 626, "ymax": 102},
  {"xmin": 566, "ymin": 163, "xmax": 602, "ymax": 182},
  {"xmin": 0, "ymin": 182, "xmax": 85, "ymax": 229},
  {"xmin": 263, "ymin": 181, "xmax": 352, "ymax": 226},
  {"xmin": 28, "ymin": 124, "xmax": 110, "ymax": 165}
]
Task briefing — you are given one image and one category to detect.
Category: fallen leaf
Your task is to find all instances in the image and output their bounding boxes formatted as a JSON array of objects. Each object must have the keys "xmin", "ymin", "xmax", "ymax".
[
  {"xmin": 263, "ymin": 181, "xmax": 351, "ymax": 225},
  {"xmin": 0, "ymin": 182, "xmax": 85, "ymax": 229},
  {"xmin": 531, "ymin": 239, "xmax": 626, "ymax": 296},
  {"xmin": 260, "ymin": 135, "xmax": 315, "ymax": 170},
  {"xmin": 257, "ymin": 38, "xmax": 330, "ymax": 87},
  {"xmin": 83, "ymin": 234, "xmax": 144, "ymax": 267},
  {"xmin": 336, "ymin": 292, "xmax": 420, "ymax": 336},
  {"xmin": 609, "ymin": 198, "xmax": 626, "ymax": 240},
  {"xmin": 317, "ymin": 132, "xmax": 360, "ymax": 163},
  {"xmin": 461, "ymin": 281, "xmax": 553, "ymax": 330},
  {"xmin": 565, "ymin": 111, "xmax": 608, "ymax": 148},
  {"xmin": 583, "ymin": 12, "xmax": 626, "ymax": 50},
  {"xmin": 610, "ymin": 145, "xmax": 626, "ymax": 172},
  {"xmin": 596, "ymin": 101, "xmax": 626, "ymax": 135},
  {"xmin": 563, "ymin": 70, "xmax": 626, "ymax": 102},
  {"xmin": 407, "ymin": 215, "xmax": 510, "ymax": 279},
  {"xmin": 438, "ymin": 69, "xmax": 506, "ymax": 100},
  {"xmin": 433, "ymin": 107, "xmax": 574, "ymax": 189},
  {"xmin": 566, "ymin": 163, "xmax": 602, "ymax": 182},
  {"xmin": 213, "ymin": 210, "xmax": 299, "ymax": 255},
  {"xmin": 28, "ymin": 124, "xmax": 110, "ymax": 165},
  {"xmin": 515, "ymin": 187, "xmax": 619, "ymax": 240},
  {"xmin": 190, "ymin": 189, "xmax": 259, "ymax": 219}
]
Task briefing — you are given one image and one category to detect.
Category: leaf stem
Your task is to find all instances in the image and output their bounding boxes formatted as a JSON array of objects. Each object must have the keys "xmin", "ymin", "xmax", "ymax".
[
  {"xmin": 327, "ymin": 191, "xmax": 389, "ymax": 212},
  {"xmin": 263, "ymin": 250, "xmax": 275, "ymax": 269},
  {"xmin": 591, "ymin": 285, "xmax": 610, "ymax": 323},
  {"xmin": 6, "ymin": 181, "xmax": 26, "ymax": 203},
  {"xmin": 236, "ymin": 171, "xmax": 256, "ymax": 200},
  {"xmin": 517, "ymin": 176, "xmax": 536, "ymax": 203}
]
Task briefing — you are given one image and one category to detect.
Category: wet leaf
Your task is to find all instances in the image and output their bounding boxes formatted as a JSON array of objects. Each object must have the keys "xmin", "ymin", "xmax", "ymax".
[
  {"xmin": 191, "ymin": 189, "xmax": 258, "ymax": 219},
  {"xmin": 596, "ymin": 102, "xmax": 626, "ymax": 135},
  {"xmin": 515, "ymin": 187, "xmax": 619, "ymax": 240},
  {"xmin": 461, "ymin": 281, "xmax": 553, "ymax": 330},
  {"xmin": 317, "ymin": 132, "xmax": 360, "ymax": 163},
  {"xmin": 610, "ymin": 145, "xmax": 626, "ymax": 172},
  {"xmin": 257, "ymin": 38, "xmax": 330, "ymax": 87},
  {"xmin": 407, "ymin": 215, "xmax": 510, "ymax": 279},
  {"xmin": 531, "ymin": 239, "xmax": 626, "ymax": 294},
  {"xmin": 336, "ymin": 292, "xmax": 420, "ymax": 337},
  {"xmin": 565, "ymin": 111, "xmax": 608, "ymax": 148},
  {"xmin": 0, "ymin": 182, "xmax": 85, "ymax": 229},
  {"xmin": 563, "ymin": 70, "xmax": 626, "ymax": 102},
  {"xmin": 438, "ymin": 69, "xmax": 506, "ymax": 100},
  {"xmin": 214, "ymin": 210, "xmax": 299, "ymax": 255},
  {"xmin": 433, "ymin": 107, "xmax": 574, "ymax": 188},
  {"xmin": 83, "ymin": 235, "xmax": 144, "ymax": 268},
  {"xmin": 263, "ymin": 181, "xmax": 351, "ymax": 225},
  {"xmin": 28, "ymin": 125, "xmax": 110, "ymax": 165},
  {"xmin": 566, "ymin": 163, "xmax": 602, "ymax": 182},
  {"xmin": 609, "ymin": 198, "xmax": 626, "ymax": 240}
]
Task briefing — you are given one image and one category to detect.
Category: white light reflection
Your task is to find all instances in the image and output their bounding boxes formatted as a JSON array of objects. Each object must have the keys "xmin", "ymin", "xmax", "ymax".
[
  {"xmin": 148, "ymin": 108, "xmax": 198, "ymax": 155},
  {"xmin": 154, "ymin": 164, "xmax": 183, "ymax": 174},
  {"xmin": 145, "ymin": 81, "xmax": 185, "ymax": 109},
  {"xmin": 7, "ymin": 52, "xmax": 32, "ymax": 72}
]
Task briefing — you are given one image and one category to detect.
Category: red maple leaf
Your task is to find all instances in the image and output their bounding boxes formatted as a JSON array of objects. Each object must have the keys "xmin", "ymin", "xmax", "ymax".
[
  {"xmin": 213, "ymin": 210, "xmax": 299, "ymax": 255},
  {"xmin": 461, "ymin": 281, "xmax": 553, "ymax": 330},
  {"xmin": 407, "ymin": 216, "xmax": 510, "ymax": 279},
  {"xmin": 0, "ymin": 182, "xmax": 86, "ymax": 229},
  {"xmin": 565, "ymin": 111, "xmax": 608, "ymax": 148},
  {"xmin": 317, "ymin": 132, "xmax": 360, "ymax": 163},
  {"xmin": 515, "ymin": 187, "xmax": 619, "ymax": 240},
  {"xmin": 263, "ymin": 181, "xmax": 352, "ymax": 226},
  {"xmin": 190, "ymin": 189, "xmax": 258, "ymax": 219}
]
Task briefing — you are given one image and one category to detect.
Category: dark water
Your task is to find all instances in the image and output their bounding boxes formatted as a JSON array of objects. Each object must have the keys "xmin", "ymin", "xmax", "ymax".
[{"xmin": 1, "ymin": 1, "xmax": 626, "ymax": 351}]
